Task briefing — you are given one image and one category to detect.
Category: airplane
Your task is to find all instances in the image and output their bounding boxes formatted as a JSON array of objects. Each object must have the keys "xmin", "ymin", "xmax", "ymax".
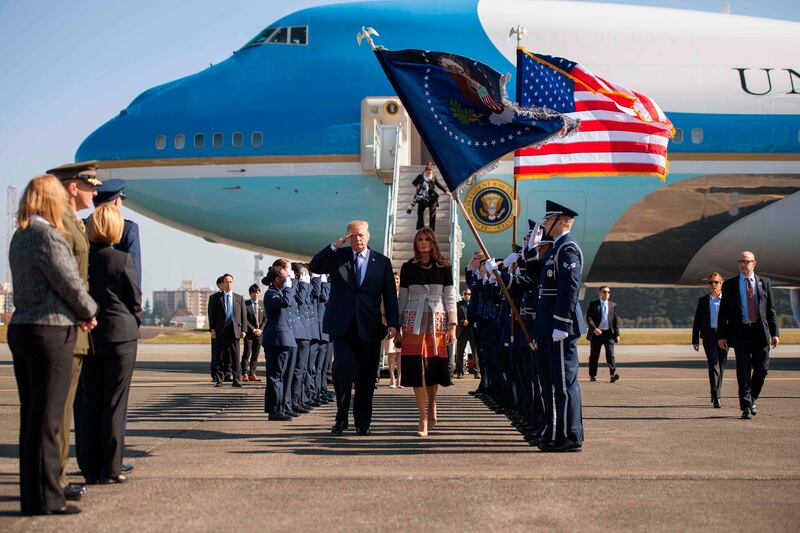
[{"xmin": 74, "ymin": 0, "xmax": 800, "ymax": 321}]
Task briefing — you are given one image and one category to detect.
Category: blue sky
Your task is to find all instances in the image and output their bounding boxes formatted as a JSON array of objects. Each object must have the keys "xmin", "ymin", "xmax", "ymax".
[{"xmin": 1, "ymin": 0, "xmax": 798, "ymax": 301}]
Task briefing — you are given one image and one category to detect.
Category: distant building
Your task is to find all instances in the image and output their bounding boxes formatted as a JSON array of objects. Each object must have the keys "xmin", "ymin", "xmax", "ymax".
[
  {"xmin": 152, "ymin": 280, "xmax": 217, "ymax": 317},
  {"xmin": 0, "ymin": 282, "xmax": 13, "ymax": 325}
]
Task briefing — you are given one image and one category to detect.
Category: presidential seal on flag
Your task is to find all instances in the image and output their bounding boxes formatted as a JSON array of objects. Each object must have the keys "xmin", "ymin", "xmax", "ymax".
[{"xmin": 464, "ymin": 179, "xmax": 515, "ymax": 233}]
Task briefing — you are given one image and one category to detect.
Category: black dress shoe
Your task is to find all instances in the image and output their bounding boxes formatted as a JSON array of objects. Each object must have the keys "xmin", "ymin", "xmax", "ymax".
[
  {"xmin": 610, "ymin": 374, "xmax": 620, "ymax": 383},
  {"xmin": 589, "ymin": 376, "xmax": 597, "ymax": 382},
  {"xmin": 540, "ymin": 439, "xmax": 582, "ymax": 453},
  {"xmin": 750, "ymin": 403, "xmax": 757, "ymax": 416},
  {"xmin": 468, "ymin": 390, "xmax": 477, "ymax": 396},
  {"xmin": 286, "ymin": 410, "xmax": 300, "ymax": 417},
  {"xmin": 331, "ymin": 423, "xmax": 347, "ymax": 435},
  {"xmin": 292, "ymin": 405, "xmax": 310, "ymax": 414},
  {"xmin": 122, "ymin": 463, "xmax": 134, "ymax": 473},
  {"xmin": 713, "ymin": 398, "xmax": 721, "ymax": 408},
  {"xmin": 269, "ymin": 413, "xmax": 292, "ymax": 421},
  {"xmin": 232, "ymin": 381, "xmax": 243, "ymax": 388},
  {"xmin": 355, "ymin": 427, "xmax": 371, "ymax": 436},
  {"xmin": 214, "ymin": 381, "xmax": 223, "ymax": 388},
  {"xmin": 307, "ymin": 400, "xmax": 321, "ymax": 408},
  {"xmin": 741, "ymin": 410, "xmax": 752, "ymax": 419},
  {"xmin": 318, "ymin": 397, "xmax": 329, "ymax": 405},
  {"xmin": 64, "ymin": 485, "xmax": 85, "ymax": 501},
  {"xmin": 48, "ymin": 505, "xmax": 81, "ymax": 515}
]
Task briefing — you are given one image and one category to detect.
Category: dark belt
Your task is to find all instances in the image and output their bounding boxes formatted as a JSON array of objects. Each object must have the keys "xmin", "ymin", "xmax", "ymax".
[{"xmin": 539, "ymin": 288, "xmax": 557, "ymax": 297}]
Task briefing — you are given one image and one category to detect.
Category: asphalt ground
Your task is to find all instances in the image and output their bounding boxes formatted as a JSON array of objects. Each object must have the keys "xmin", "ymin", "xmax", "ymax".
[{"xmin": 0, "ymin": 343, "xmax": 798, "ymax": 532}]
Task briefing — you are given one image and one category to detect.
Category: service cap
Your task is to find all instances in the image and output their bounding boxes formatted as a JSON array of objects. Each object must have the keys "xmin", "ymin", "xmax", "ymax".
[
  {"xmin": 544, "ymin": 200, "xmax": 578, "ymax": 218},
  {"xmin": 47, "ymin": 160, "xmax": 102, "ymax": 186},
  {"xmin": 93, "ymin": 179, "xmax": 127, "ymax": 206}
]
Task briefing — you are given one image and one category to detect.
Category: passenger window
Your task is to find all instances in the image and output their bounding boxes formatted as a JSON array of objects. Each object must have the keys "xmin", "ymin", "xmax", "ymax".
[
  {"xmin": 213, "ymin": 133, "xmax": 223, "ymax": 148},
  {"xmin": 232, "ymin": 132, "xmax": 243, "ymax": 147},
  {"xmin": 155, "ymin": 135, "xmax": 166, "ymax": 150},
  {"xmin": 174, "ymin": 134, "xmax": 185, "ymax": 149},
  {"xmin": 268, "ymin": 28, "xmax": 288, "ymax": 44},
  {"xmin": 673, "ymin": 128, "xmax": 683, "ymax": 144},
  {"xmin": 290, "ymin": 26, "xmax": 307, "ymax": 45},
  {"xmin": 691, "ymin": 128, "xmax": 703, "ymax": 144},
  {"xmin": 194, "ymin": 133, "xmax": 204, "ymax": 149},
  {"xmin": 251, "ymin": 131, "xmax": 264, "ymax": 147}
]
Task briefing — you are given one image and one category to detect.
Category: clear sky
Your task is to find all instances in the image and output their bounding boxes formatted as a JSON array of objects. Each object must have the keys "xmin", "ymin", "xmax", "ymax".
[{"xmin": 1, "ymin": 0, "xmax": 798, "ymax": 302}]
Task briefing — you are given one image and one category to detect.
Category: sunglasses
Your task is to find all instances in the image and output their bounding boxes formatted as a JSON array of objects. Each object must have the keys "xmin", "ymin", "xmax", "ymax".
[
  {"xmin": 737, "ymin": 260, "xmax": 754, "ymax": 264},
  {"xmin": 708, "ymin": 280, "xmax": 721, "ymax": 285}
]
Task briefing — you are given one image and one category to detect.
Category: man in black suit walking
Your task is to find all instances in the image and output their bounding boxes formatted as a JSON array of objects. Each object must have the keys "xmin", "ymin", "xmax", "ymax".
[
  {"xmin": 585, "ymin": 286, "xmax": 620, "ymax": 383},
  {"xmin": 309, "ymin": 220, "xmax": 399, "ymax": 435},
  {"xmin": 717, "ymin": 251, "xmax": 780, "ymax": 419},
  {"xmin": 208, "ymin": 273, "xmax": 247, "ymax": 387},
  {"xmin": 242, "ymin": 284, "xmax": 266, "ymax": 382},
  {"xmin": 453, "ymin": 289, "xmax": 476, "ymax": 378},
  {"xmin": 692, "ymin": 272, "xmax": 728, "ymax": 408}
]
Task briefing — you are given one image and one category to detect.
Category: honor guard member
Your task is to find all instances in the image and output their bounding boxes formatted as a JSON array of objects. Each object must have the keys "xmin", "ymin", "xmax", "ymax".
[
  {"xmin": 92, "ymin": 179, "xmax": 142, "ymax": 286},
  {"xmin": 534, "ymin": 200, "xmax": 584, "ymax": 453},
  {"xmin": 46, "ymin": 161, "xmax": 102, "ymax": 501}
]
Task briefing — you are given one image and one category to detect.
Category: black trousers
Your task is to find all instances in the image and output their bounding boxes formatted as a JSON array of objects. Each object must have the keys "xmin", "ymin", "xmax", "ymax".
[
  {"xmin": 241, "ymin": 337, "xmax": 261, "ymax": 375},
  {"xmin": 9, "ymin": 324, "xmax": 76, "ymax": 514},
  {"xmin": 416, "ymin": 200, "xmax": 437, "ymax": 231},
  {"xmin": 734, "ymin": 324, "xmax": 770, "ymax": 412},
  {"xmin": 305, "ymin": 341, "xmax": 321, "ymax": 401},
  {"xmin": 265, "ymin": 345, "xmax": 293, "ymax": 414},
  {"xmin": 317, "ymin": 342, "xmax": 331, "ymax": 397},
  {"xmin": 332, "ymin": 321, "xmax": 381, "ymax": 429},
  {"xmin": 79, "ymin": 340, "xmax": 137, "ymax": 480},
  {"xmin": 588, "ymin": 330, "xmax": 616, "ymax": 378},
  {"xmin": 701, "ymin": 332, "xmax": 728, "ymax": 400},
  {"xmin": 455, "ymin": 331, "xmax": 476, "ymax": 374},
  {"xmin": 211, "ymin": 326, "xmax": 241, "ymax": 384},
  {"xmin": 291, "ymin": 339, "xmax": 311, "ymax": 407}
]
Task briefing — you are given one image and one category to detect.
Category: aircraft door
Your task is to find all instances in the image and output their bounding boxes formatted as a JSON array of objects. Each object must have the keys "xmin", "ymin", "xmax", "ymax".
[{"xmin": 379, "ymin": 125, "xmax": 398, "ymax": 172}]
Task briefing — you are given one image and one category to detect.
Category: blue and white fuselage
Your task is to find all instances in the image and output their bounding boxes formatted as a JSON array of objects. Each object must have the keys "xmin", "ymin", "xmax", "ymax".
[{"xmin": 76, "ymin": 0, "xmax": 800, "ymax": 286}]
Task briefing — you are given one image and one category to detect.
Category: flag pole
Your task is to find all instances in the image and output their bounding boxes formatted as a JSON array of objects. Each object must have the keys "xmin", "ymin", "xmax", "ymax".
[{"xmin": 452, "ymin": 189, "xmax": 536, "ymax": 352}]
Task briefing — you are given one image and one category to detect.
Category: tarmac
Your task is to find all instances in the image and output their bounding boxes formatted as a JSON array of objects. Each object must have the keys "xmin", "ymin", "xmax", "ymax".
[{"xmin": 0, "ymin": 343, "xmax": 798, "ymax": 532}]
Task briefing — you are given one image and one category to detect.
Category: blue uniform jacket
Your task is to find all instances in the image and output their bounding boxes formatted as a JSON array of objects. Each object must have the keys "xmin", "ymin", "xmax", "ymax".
[
  {"xmin": 262, "ymin": 284, "xmax": 297, "ymax": 348},
  {"xmin": 533, "ymin": 233, "xmax": 583, "ymax": 337}
]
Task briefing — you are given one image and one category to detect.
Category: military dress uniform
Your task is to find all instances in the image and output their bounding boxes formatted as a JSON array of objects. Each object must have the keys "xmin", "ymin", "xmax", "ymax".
[{"xmin": 533, "ymin": 201, "xmax": 584, "ymax": 452}]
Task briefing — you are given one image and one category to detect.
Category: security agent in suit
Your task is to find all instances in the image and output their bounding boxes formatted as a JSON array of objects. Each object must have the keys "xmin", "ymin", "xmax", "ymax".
[
  {"xmin": 242, "ymin": 284, "xmax": 266, "ymax": 381},
  {"xmin": 208, "ymin": 273, "xmax": 247, "ymax": 387},
  {"xmin": 262, "ymin": 267, "xmax": 297, "ymax": 420},
  {"xmin": 91, "ymin": 179, "xmax": 142, "ymax": 286},
  {"xmin": 454, "ymin": 289, "xmax": 476, "ymax": 378},
  {"xmin": 309, "ymin": 220, "xmax": 399, "ymax": 435},
  {"xmin": 717, "ymin": 251, "xmax": 780, "ymax": 419},
  {"xmin": 586, "ymin": 286, "xmax": 620, "ymax": 383},
  {"xmin": 532, "ymin": 200, "xmax": 584, "ymax": 452},
  {"xmin": 692, "ymin": 272, "xmax": 729, "ymax": 408}
]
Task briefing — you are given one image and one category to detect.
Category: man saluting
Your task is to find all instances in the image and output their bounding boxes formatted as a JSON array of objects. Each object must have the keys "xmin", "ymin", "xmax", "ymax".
[{"xmin": 309, "ymin": 220, "xmax": 399, "ymax": 436}]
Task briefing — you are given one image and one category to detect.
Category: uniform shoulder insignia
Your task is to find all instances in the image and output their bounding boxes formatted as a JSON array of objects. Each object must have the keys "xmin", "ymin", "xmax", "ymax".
[{"xmin": 562, "ymin": 261, "xmax": 577, "ymax": 271}]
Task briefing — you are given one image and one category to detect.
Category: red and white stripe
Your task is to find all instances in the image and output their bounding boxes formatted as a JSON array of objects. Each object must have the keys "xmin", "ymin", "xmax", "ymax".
[{"xmin": 515, "ymin": 61, "xmax": 673, "ymax": 179}]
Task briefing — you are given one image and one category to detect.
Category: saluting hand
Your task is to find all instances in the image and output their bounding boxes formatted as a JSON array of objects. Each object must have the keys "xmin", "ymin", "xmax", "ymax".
[{"xmin": 332, "ymin": 233, "xmax": 351, "ymax": 249}]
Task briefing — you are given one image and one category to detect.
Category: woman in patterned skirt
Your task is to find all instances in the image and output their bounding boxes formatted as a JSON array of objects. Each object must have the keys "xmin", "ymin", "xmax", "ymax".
[{"xmin": 396, "ymin": 228, "xmax": 458, "ymax": 437}]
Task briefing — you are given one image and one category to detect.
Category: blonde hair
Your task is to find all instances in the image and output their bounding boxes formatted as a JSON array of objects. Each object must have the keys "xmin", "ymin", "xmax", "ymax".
[
  {"xmin": 346, "ymin": 220, "xmax": 369, "ymax": 234},
  {"xmin": 17, "ymin": 175, "xmax": 67, "ymax": 234},
  {"xmin": 87, "ymin": 203, "xmax": 124, "ymax": 245},
  {"xmin": 707, "ymin": 272, "xmax": 723, "ymax": 282}
]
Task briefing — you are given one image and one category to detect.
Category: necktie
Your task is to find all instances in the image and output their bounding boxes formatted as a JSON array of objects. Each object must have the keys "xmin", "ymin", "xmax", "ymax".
[
  {"xmin": 601, "ymin": 302, "xmax": 607, "ymax": 324},
  {"xmin": 745, "ymin": 278, "xmax": 757, "ymax": 323},
  {"xmin": 225, "ymin": 293, "xmax": 233, "ymax": 324},
  {"xmin": 356, "ymin": 253, "xmax": 364, "ymax": 286}
]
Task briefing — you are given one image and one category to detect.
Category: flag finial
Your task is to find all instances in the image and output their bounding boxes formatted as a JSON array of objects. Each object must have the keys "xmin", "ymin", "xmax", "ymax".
[
  {"xmin": 357, "ymin": 27, "xmax": 382, "ymax": 50},
  {"xmin": 508, "ymin": 26, "xmax": 528, "ymax": 46}
]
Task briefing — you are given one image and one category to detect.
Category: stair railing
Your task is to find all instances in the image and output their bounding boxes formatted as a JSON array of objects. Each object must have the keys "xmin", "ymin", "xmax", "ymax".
[{"xmin": 383, "ymin": 123, "xmax": 403, "ymax": 259}]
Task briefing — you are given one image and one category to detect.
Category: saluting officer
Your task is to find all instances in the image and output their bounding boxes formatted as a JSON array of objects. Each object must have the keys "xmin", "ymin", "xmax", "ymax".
[{"xmin": 533, "ymin": 201, "xmax": 584, "ymax": 453}]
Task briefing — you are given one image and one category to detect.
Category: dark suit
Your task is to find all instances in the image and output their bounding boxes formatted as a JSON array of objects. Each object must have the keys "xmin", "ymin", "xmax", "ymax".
[
  {"xmin": 242, "ymin": 298, "xmax": 266, "ymax": 375},
  {"xmin": 454, "ymin": 300, "xmax": 475, "ymax": 375},
  {"xmin": 585, "ymin": 299, "xmax": 619, "ymax": 378},
  {"xmin": 208, "ymin": 291, "xmax": 247, "ymax": 385},
  {"xmin": 309, "ymin": 245, "xmax": 399, "ymax": 430},
  {"xmin": 717, "ymin": 273, "xmax": 779, "ymax": 411},
  {"xmin": 692, "ymin": 294, "xmax": 729, "ymax": 400},
  {"xmin": 262, "ymin": 284, "xmax": 297, "ymax": 415},
  {"xmin": 81, "ymin": 243, "xmax": 142, "ymax": 481},
  {"xmin": 412, "ymin": 172, "xmax": 448, "ymax": 230}
]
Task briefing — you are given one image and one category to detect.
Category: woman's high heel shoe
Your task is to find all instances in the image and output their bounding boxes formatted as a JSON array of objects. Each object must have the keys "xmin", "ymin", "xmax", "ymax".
[
  {"xmin": 427, "ymin": 403, "xmax": 438, "ymax": 428},
  {"xmin": 416, "ymin": 419, "xmax": 428, "ymax": 437}
]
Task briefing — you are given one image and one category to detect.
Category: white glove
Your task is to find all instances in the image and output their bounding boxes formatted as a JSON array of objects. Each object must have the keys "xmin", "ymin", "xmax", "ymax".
[
  {"xmin": 526, "ymin": 224, "xmax": 543, "ymax": 253},
  {"xmin": 311, "ymin": 273, "xmax": 321, "ymax": 279},
  {"xmin": 320, "ymin": 274, "xmax": 328, "ymax": 283},
  {"xmin": 283, "ymin": 277, "xmax": 293, "ymax": 289},
  {"xmin": 300, "ymin": 273, "xmax": 311, "ymax": 284},
  {"xmin": 552, "ymin": 329, "xmax": 568, "ymax": 342},
  {"xmin": 502, "ymin": 252, "xmax": 521, "ymax": 267},
  {"xmin": 288, "ymin": 269, "xmax": 296, "ymax": 279},
  {"xmin": 489, "ymin": 276, "xmax": 498, "ymax": 286},
  {"xmin": 485, "ymin": 259, "xmax": 498, "ymax": 273}
]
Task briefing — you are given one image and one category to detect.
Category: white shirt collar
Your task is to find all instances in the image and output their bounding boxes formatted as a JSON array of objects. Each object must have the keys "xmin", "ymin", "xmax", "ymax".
[
  {"xmin": 30, "ymin": 214, "xmax": 51, "ymax": 226},
  {"xmin": 740, "ymin": 272, "xmax": 755, "ymax": 283},
  {"xmin": 554, "ymin": 230, "xmax": 570, "ymax": 243}
]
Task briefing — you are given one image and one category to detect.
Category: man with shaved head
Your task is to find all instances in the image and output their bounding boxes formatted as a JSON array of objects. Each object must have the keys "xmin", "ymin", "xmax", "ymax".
[{"xmin": 717, "ymin": 251, "xmax": 779, "ymax": 420}]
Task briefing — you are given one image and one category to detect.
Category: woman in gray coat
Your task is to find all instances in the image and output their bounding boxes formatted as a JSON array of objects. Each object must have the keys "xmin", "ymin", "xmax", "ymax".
[{"xmin": 8, "ymin": 175, "xmax": 97, "ymax": 515}]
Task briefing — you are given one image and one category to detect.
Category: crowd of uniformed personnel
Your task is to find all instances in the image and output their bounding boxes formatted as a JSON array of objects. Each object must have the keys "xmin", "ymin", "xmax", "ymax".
[{"xmin": 462, "ymin": 200, "xmax": 586, "ymax": 452}]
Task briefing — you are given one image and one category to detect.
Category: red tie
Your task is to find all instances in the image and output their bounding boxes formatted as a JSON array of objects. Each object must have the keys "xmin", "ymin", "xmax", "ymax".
[{"xmin": 745, "ymin": 278, "xmax": 757, "ymax": 323}]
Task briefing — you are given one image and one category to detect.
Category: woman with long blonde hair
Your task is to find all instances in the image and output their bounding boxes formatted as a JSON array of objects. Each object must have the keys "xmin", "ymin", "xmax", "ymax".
[
  {"xmin": 395, "ymin": 227, "xmax": 458, "ymax": 437},
  {"xmin": 8, "ymin": 175, "xmax": 97, "ymax": 515}
]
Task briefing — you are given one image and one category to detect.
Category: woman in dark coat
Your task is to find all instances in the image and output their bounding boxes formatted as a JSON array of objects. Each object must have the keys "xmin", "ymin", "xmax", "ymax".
[
  {"xmin": 8, "ymin": 175, "xmax": 97, "ymax": 515},
  {"xmin": 81, "ymin": 203, "xmax": 142, "ymax": 484}
]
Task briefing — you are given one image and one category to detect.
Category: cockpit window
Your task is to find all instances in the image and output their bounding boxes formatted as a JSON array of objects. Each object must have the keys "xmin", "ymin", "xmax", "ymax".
[{"xmin": 242, "ymin": 25, "xmax": 307, "ymax": 48}]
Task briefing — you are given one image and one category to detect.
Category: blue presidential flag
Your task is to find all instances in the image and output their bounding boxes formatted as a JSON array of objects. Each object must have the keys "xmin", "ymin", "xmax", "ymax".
[{"xmin": 374, "ymin": 48, "xmax": 576, "ymax": 191}]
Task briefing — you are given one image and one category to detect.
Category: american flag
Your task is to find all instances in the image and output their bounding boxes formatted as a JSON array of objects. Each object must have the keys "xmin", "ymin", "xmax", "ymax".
[{"xmin": 514, "ymin": 48, "xmax": 673, "ymax": 180}]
